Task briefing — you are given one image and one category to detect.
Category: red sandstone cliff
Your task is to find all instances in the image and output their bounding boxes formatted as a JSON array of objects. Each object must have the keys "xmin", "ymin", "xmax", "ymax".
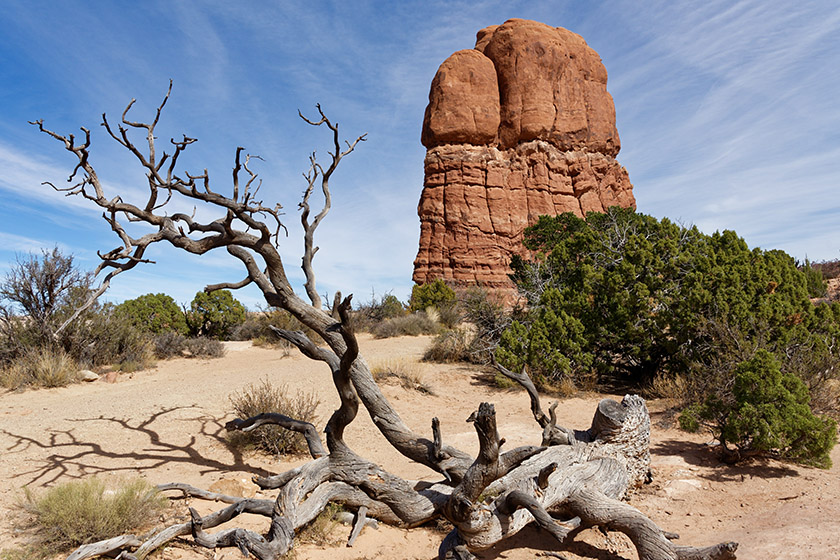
[{"xmin": 413, "ymin": 19, "xmax": 635, "ymax": 297}]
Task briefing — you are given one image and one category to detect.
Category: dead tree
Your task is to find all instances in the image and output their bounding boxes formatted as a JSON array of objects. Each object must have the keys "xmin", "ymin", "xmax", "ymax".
[{"xmin": 33, "ymin": 86, "xmax": 738, "ymax": 560}]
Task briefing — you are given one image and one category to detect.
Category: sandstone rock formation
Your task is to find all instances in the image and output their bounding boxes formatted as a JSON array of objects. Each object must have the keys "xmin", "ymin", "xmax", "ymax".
[{"xmin": 414, "ymin": 18, "xmax": 636, "ymax": 298}]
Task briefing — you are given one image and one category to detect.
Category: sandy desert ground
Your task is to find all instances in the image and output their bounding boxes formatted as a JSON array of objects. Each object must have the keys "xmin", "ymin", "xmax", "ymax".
[{"xmin": 1, "ymin": 334, "xmax": 838, "ymax": 560}]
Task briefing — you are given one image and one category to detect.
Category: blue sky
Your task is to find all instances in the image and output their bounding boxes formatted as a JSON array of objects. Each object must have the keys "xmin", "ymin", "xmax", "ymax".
[{"xmin": 1, "ymin": 0, "xmax": 838, "ymax": 309}]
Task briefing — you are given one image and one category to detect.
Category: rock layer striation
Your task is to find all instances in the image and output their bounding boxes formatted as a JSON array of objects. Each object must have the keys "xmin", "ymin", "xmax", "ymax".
[{"xmin": 414, "ymin": 19, "xmax": 635, "ymax": 298}]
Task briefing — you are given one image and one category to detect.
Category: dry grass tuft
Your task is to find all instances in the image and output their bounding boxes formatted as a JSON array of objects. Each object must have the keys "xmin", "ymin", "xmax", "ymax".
[
  {"xmin": 423, "ymin": 328, "xmax": 473, "ymax": 363},
  {"xmin": 20, "ymin": 477, "xmax": 166, "ymax": 553},
  {"xmin": 228, "ymin": 378, "xmax": 320, "ymax": 456},
  {"xmin": 0, "ymin": 348, "xmax": 79, "ymax": 390},
  {"xmin": 370, "ymin": 358, "xmax": 434, "ymax": 395}
]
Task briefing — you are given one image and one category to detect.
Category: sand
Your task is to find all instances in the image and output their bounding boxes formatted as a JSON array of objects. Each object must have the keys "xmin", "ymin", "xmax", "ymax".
[{"xmin": 1, "ymin": 334, "xmax": 838, "ymax": 559}]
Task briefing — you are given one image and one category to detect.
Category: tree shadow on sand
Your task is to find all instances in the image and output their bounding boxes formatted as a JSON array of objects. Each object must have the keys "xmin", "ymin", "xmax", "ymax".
[
  {"xmin": 1, "ymin": 405, "xmax": 276, "ymax": 486},
  {"xmin": 650, "ymin": 438, "xmax": 799, "ymax": 481},
  {"xmin": 472, "ymin": 523, "xmax": 633, "ymax": 560}
]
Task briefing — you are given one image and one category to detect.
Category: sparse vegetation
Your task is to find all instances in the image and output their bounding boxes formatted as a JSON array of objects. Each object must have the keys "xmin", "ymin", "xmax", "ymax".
[
  {"xmin": 349, "ymin": 292, "xmax": 407, "ymax": 332},
  {"xmin": 809, "ymin": 258, "xmax": 840, "ymax": 280},
  {"xmin": 297, "ymin": 503, "xmax": 345, "ymax": 546},
  {"xmin": 184, "ymin": 336, "xmax": 225, "ymax": 358},
  {"xmin": 423, "ymin": 327, "xmax": 472, "ymax": 363},
  {"xmin": 372, "ymin": 311, "xmax": 440, "ymax": 338},
  {"xmin": 151, "ymin": 331, "xmax": 188, "ymax": 359},
  {"xmin": 0, "ymin": 249, "xmax": 162, "ymax": 386},
  {"xmin": 230, "ymin": 307, "xmax": 320, "ymax": 349},
  {"xmin": 21, "ymin": 477, "xmax": 166, "ymax": 553},
  {"xmin": 228, "ymin": 378, "xmax": 320, "ymax": 456}
]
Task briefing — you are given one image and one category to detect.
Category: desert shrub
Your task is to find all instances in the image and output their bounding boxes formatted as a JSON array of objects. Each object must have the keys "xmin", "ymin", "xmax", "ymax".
[
  {"xmin": 152, "ymin": 331, "xmax": 188, "ymax": 359},
  {"xmin": 297, "ymin": 502, "xmax": 344, "ymax": 546},
  {"xmin": 680, "ymin": 350, "xmax": 836, "ymax": 467},
  {"xmin": 409, "ymin": 279, "xmax": 456, "ymax": 314},
  {"xmin": 185, "ymin": 336, "xmax": 225, "ymax": 358},
  {"xmin": 496, "ymin": 288, "xmax": 593, "ymax": 387},
  {"xmin": 228, "ymin": 379, "xmax": 320, "ymax": 456},
  {"xmin": 372, "ymin": 312, "xmax": 440, "ymax": 338},
  {"xmin": 372, "ymin": 294, "xmax": 406, "ymax": 320},
  {"xmin": 23, "ymin": 477, "xmax": 166, "ymax": 551},
  {"xmin": 229, "ymin": 307, "xmax": 319, "ymax": 348},
  {"xmin": 0, "ymin": 248, "xmax": 92, "ymax": 349},
  {"xmin": 798, "ymin": 259, "xmax": 828, "ymax": 298},
  {"xmin": 0, "ymin": 348, "xmax": 79, "ymax": 390},
  {"xmin": 0, "ymin": 248, "xmax": 157, "ymax": 377},
  {"xmin": 186, "ymin": 290, "xmax": 246, "ymax": 340},
  {"xmin": 349, "ymin": 293, "xmax": 406, "ymax": 332},
  {"xmin": 423, "ymin": 328, "xmax": 472, "ymax": 363},
  {"xmin": 496, "ymin": 208, "xmax": 839, "ymax": 463},
  {"xmin": 115, "ymin": 293, "xmax": 187, "ymax": 334},
  {"xmin": 67, "ymin": 309, "xmax": 155, "ymax": 371},
  {"xmin": 500, "ymin": 208, "xmax": 837, "ymax": 385},
  {"xmin": 228, "ymin": 315, "xmax": 265, "ymax": 341},
  {"xmin": 424, "ymin": 289, "xmax": 515, "ymax": 365}
]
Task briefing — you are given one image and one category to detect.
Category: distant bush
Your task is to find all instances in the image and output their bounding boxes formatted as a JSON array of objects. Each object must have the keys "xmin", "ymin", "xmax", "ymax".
[
  {"xmin": 423, "ymin": 288, "xmax": 515, "ymax": 366},
  {"xmin": 0, "ymin": 249, "xmax": 158, "ymax": 382},
  {"xmin": 185, "ymin": 336, "xmax": 225, "ymax": 358},
  {"xmin": 152, "ymin": 331, "xmax": 188, "ymax": 359},
  {"xmin": 349, "ymin": 293, "xmax": 406, "ymax": 333},
  {"xmin": 23, "ymin": 477, "xmax": 166, "ymax": 551},
  {"xmin": 68, "ymin": 309, "xmax": 155, "ymax": 371},
  {"xmin": 409, "ymin": 279, "xmax": 456, "ymax": 314},
  {"xmin": 372, "ymin": 312, "xmax": 440, "ymax": 338},
  {"xmin": 228, "ymin": 379, "xmax": 320, "ymax": 456},
  {"xmin": 0, "ymin": 247, "xmax": 92, "ymax": 349},
  {"xmin": 229, "ymin": 308, "xmax": 319, "ymax": 348},
  {"xmin": 680, "ymin": 350, "xmax": 836, "ymax": 468},
  {"xmin": 115, "ymin": 293, "xmax": 187, "ymax": 334},
  {"xmin": 423, "ymin": 328, "xmax": 472, "ymax": 363},
  {"xmin": 186, "ymin": 290, "xmax": 246, "ymax": 340},
  {"xmin": 810, "ymin": 258, "xmax": 840, "ymax": 280}
]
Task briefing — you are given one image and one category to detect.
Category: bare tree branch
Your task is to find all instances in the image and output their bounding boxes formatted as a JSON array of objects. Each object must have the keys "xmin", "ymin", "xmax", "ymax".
[{"xmin": 298, "ymin": 105, "xmax": 367, "ymax": 308}]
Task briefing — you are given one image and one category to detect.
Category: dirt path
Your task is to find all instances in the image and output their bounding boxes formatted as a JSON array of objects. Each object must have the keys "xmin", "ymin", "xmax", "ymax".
[{"xmin": 1, "ymin": 334, "xmax": 838, "ymax": 559}]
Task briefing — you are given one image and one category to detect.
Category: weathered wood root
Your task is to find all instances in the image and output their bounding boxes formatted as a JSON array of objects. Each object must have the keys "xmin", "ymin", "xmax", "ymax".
[
  {"xmin": 65, "ymin": 535, "xmax": 141, "ymax": 560},
  {"xmin": 437, "ymin": 396, "xmax": 737, "ymax": 560},
  {"xmin": 564, "ymin": 489, "xmax": 738, "ymax": 560},
  {"xmin": 225, "ymin": 412, "xmax": 327, "ymax": 459},
  {"xmin": 189, "ymin": 505, "xmax": 289, "ymax": 560}
]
